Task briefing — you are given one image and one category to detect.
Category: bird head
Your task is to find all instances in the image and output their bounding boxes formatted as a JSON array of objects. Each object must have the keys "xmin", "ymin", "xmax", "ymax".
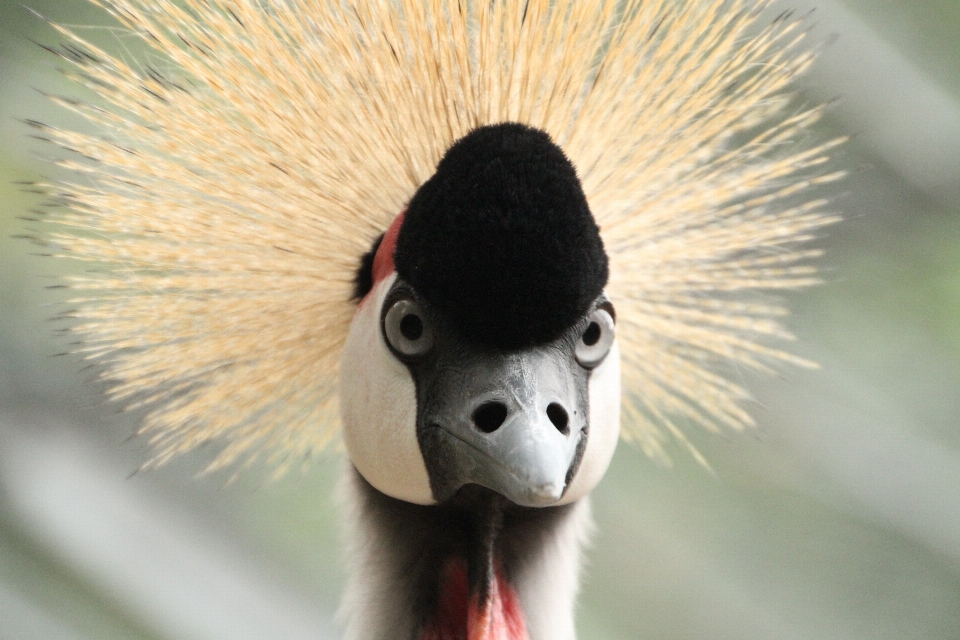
[{"xmin": 340, "ymin": 124, "xmax": 620, "ymax": 507}]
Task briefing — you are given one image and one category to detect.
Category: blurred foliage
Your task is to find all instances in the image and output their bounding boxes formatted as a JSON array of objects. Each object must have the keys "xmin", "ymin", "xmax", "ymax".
[{"xmin": 844, "ymin": 0, "xmax": 960, "ymax": 97}]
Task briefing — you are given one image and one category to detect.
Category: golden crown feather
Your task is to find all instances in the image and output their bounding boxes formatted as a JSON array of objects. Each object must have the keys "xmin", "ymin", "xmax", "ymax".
[{"xmin": 37, "ymin": 0, "xmax": 843, "ymax": 472}]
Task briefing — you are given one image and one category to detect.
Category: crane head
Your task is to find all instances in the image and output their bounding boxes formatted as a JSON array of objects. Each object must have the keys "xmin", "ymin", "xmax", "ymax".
[{"xmin": 340, "ymin": 124, "xmax": 621, "ymax": 507}]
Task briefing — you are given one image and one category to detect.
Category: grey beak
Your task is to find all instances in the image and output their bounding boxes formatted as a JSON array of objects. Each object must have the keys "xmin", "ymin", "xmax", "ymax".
[{"xmin": 418, "ymin": 348, "xmax": 587, "ymax": 507}]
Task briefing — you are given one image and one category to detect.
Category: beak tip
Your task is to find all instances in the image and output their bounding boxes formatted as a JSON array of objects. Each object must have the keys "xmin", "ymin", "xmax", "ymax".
[
  {"xmin": 517, "ymin": 481, "xmax": 565, "ymax": 507},
  {"xmin": 540, "ymin": 481, "xmax": 565, "ymax": 497}
]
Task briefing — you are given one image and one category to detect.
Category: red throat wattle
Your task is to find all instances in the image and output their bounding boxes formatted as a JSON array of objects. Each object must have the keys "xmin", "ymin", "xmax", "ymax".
[{"xmin": 423, "ymin": 557, "xmax": 528, "ymax": 640}]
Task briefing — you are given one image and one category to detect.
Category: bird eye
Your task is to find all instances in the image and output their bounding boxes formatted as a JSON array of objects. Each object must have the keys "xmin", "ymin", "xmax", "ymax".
[
  {"xmin": 383, "ymin": 298, "xmax": 434, "ymax": 358},
  {"xmin": 575, "ymin": 307, "xmax": 615, "ymax": 368}
]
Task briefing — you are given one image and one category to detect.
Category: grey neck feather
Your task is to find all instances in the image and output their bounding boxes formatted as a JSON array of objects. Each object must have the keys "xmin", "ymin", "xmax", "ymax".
[{"xmin": 336, "ymin": 464, "xmax": 593, "ymax": 640}]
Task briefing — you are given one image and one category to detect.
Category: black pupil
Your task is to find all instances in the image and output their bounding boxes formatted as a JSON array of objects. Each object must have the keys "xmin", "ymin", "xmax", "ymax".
[
  {"xmin": 583, "ymin": 321, "xmax": 601, "ymax": 346},
  {"xmin": 400, "ymin": 313, "xmax": 424, "ymax": 341}
]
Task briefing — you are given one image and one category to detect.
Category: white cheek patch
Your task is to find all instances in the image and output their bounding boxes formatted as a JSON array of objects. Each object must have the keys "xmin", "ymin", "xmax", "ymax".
[
  {"xmin": 559, "ymin": 339, "xmax": 621, "ymax": 504},
  {"xmin": 340, "ymin": 274, "xmax": 434, "ymax": 505}
]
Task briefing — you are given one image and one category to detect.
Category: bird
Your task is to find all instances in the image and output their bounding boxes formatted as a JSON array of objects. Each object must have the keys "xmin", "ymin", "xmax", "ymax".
[{"xmin": 30, "ymin": 0, "xmax": 843, "ymax": 638}]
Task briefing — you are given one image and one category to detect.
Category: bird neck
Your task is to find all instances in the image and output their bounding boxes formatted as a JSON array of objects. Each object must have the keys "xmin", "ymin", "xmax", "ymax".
[{"xmin": 337, "ymin": 466, "xmax": 592, "ymax": 640}]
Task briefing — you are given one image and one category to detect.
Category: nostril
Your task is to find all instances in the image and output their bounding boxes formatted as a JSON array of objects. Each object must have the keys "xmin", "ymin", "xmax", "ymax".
[
  {"xmin": 472, "ymin": 401, "xmax": 508, "ymax": 433},
  {"xmin": 547, "ymin": 403, "xmax": 569, "ymax": 435}
]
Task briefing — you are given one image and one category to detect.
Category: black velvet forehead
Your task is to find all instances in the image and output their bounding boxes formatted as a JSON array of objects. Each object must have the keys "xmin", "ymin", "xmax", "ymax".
[{"xmin": 393, "ymin": 123, "xmax": 608, "ymax": 350}]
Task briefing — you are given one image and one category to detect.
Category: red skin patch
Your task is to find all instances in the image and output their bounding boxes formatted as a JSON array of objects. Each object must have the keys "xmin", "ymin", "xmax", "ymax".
[
  {"xmin": 368, "ymin": 211, "xmax": 405, "ymax": 295},
  {"xmin": 358, "ymin": 211, "xmax": 404, "ymax": 308},
  {"xmin": 422, "ymin": 557, "xmax": 528, "ymax": 640}
]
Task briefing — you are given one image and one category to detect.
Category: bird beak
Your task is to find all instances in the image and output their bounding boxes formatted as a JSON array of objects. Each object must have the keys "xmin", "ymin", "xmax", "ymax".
[{"xmin": 419, "ymin": 348, "xmax": 586, "ymax": 507}]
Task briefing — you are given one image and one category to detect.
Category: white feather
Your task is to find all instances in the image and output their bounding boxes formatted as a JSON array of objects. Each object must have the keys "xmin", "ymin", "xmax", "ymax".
[
  {"xmin": 514, "ymin": 498, "xmax": 595, "ymax": 640},
  {"xmin": 561, "ymin": 340, "xmax": 622, "ymax": 504},
  {"xmin": 340, "ymin": 274, "xmax": 433, "ymax": 505}
]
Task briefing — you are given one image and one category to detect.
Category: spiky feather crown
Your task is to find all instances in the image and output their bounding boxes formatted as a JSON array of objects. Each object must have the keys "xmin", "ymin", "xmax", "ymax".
[{"xmin": 39, "ymin": 0, "xmax": 842, "ymax": 471}]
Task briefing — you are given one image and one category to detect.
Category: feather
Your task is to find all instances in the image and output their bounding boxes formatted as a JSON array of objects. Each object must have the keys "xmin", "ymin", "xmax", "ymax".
[{"xmin": 40, "ymin": 0, "xmax": 843, "ymax": 471}]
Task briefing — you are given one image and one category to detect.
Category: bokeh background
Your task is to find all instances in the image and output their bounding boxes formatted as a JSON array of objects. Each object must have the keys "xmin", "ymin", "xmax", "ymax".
[{"xmin": 1, "ymin": 1, "xmax": 959, "ymax": 638}]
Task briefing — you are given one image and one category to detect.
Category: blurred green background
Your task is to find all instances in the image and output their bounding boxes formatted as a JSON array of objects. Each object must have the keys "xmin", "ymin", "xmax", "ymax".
[{"xmin": 1, "ymin": 1, "xmax": 959, "ymax": 639}]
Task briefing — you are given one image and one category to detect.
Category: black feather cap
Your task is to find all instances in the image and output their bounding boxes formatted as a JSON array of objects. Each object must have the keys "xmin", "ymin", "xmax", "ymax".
[{"xmin": 394, "ymin": 123, "xmax": 608, "ymax": 350}]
